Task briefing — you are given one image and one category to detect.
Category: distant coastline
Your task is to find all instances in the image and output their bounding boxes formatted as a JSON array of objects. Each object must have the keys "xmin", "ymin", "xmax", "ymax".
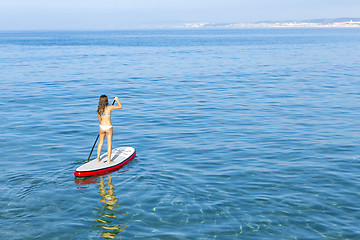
[{"xmin": 172, "ymin": 18, "xmax": 360, "ymax": 29}]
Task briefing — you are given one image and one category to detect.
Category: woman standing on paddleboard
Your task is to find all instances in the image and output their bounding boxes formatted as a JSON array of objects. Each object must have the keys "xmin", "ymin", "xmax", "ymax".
[{"xmin": 97, "ymin": 95, "xmax": 122, "ymax": 164}]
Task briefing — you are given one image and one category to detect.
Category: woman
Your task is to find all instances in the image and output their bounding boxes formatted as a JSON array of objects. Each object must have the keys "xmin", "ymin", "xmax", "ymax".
[{"xmin": 96, "ymin": 95, "xmax": 122, "ymax": 164}]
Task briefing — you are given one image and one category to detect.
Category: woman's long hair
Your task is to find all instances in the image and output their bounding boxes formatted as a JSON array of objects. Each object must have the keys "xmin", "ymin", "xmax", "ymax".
[{"xmin": 97, "ymin": 95, "xmax": 109, "ymax": 115}]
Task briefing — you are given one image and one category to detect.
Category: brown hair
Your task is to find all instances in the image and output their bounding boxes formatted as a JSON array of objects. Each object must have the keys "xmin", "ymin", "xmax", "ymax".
[{"xmin": 97, "ymin": 95, "xmax": 109, "ymax": 115}]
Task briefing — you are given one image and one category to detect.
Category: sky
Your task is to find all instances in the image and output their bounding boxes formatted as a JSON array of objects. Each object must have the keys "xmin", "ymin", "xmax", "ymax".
[{"xmin": 0, "ymin": 0, "xmax": 359, "ymax": 30}]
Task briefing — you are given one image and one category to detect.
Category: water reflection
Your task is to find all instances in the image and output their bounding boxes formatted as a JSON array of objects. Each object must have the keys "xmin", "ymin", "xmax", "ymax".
[{"xmin": 94, "ymin": 174, "xmax": 129, "ymax": 239}]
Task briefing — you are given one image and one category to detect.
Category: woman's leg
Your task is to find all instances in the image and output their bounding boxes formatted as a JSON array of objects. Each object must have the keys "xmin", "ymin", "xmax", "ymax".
[
  {"xmin": 97, "ymin": 129, "xmax": 106, "ymax": 162},
  {"xmin": 106, "ymin": 128, "xmax": 114, "ymax": 164}
]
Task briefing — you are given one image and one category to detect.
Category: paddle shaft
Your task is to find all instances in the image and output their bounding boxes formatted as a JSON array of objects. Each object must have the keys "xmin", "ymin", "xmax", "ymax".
[{"xmin": 86, "ymin": 99, "xmax": 116, "ymax": 162}]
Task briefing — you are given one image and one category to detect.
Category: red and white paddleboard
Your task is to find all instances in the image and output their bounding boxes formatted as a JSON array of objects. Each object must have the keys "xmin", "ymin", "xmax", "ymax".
[{"xmin": 74, "ymin": 147, "xmax": 136, "ymax": 177}]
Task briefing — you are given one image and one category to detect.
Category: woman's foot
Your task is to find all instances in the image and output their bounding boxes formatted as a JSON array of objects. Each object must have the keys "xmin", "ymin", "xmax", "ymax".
[
  {"xmin": 108, "ymin": 160, "xmax": 115, "ymax": 164},
  {"xmin": 96, "ymin": 158, "xmax": 101, "ymax": 162}
]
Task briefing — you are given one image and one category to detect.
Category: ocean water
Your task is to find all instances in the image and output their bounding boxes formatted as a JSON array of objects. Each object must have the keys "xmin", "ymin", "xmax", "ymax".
[{"xmin": 1, "ymin": 29, "xmax": 360, "ymax": 239}]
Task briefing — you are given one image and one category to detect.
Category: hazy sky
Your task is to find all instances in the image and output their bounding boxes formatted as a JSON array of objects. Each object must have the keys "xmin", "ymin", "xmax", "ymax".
[{"xmin": 0, "ymin": 0, "xmax": 359, "ymax": 30}]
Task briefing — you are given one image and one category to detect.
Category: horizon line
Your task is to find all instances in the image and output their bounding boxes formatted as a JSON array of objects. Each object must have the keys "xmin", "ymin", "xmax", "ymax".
[{"xmin": 1, "ymin": 17, "xmax": 359, "ymax": 31}]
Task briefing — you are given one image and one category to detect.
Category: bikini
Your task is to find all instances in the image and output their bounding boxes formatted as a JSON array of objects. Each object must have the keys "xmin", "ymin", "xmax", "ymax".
[{"xmin": 100, "ymin": 112, "xmax": 113, "ymax": 130}]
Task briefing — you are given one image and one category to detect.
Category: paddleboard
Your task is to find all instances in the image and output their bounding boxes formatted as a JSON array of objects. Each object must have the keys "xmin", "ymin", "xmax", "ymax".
[{"xmin": 74, "ymin": 147, "xmax": 136, "ymax": 177}]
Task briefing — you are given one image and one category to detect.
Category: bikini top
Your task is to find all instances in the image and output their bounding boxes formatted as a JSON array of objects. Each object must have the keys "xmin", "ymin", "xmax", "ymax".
[{"xmin": 101, "ymin": 113, "xmax": 111, "ymax": 116}]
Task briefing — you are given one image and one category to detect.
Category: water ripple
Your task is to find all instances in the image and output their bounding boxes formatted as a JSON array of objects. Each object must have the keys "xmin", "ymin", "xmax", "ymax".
[{"xmin": 1, "ymin": 29, "xmax": 360, "ymax": 239}]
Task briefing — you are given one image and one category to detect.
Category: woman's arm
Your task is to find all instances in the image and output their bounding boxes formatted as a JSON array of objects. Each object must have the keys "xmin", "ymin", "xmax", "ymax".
[{"xmin": 111, "ymin": 97, "xmax": 123, "ymax": 110}]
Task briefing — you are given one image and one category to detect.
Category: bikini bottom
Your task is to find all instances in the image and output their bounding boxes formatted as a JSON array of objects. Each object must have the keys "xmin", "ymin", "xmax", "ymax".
[{"xmin": 100, "ymin": 125, "xmax": 113, "ymax": 131}]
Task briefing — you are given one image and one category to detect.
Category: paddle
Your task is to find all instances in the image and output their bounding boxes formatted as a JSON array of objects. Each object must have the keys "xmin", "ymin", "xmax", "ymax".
[{"xmin": 86, "ymin": 99, "xmax": 116, "ymax": 162}]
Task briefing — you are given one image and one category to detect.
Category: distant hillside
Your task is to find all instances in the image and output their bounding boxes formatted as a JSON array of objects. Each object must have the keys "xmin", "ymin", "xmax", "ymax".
[
  {"xmin": 259, "ymin": 18, "xmax": 360, "ymax": 24},
  {"xmin": 175, "ymin": 18, "xmax": 360, "ymax": 28}
]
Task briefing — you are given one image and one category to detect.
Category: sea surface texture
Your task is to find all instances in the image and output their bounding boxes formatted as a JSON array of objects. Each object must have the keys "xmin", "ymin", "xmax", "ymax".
[{"xmin": 1, "ymin": 29, "xmax": 360, "ymax": 239}]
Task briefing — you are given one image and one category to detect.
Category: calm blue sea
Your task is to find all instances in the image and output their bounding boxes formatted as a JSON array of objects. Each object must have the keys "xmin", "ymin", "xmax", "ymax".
[{"xmin": 1, "ymin": 29, "xmax": 360, "ymax": 239}]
